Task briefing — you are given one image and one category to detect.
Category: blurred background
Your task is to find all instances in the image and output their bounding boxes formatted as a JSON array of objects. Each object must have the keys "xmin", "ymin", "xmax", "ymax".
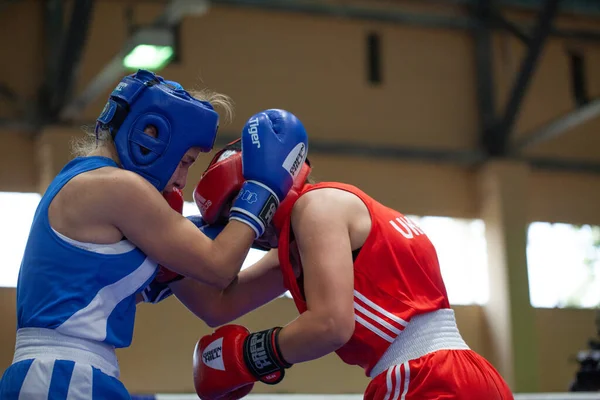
[{"xmin": 1, "ymin": 0, "xmax": 600, "ymax": 398}]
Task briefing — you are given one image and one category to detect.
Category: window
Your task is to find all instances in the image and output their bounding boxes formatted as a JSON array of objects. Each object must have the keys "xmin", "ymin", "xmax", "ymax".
[
  {"xmin": 0, "ymin": 192, "xmax": 42, "ymax": 288},
  {"xmin": 408, "ymin": 216, "xmax": 489, "ymax": 305},
  {"xmin": 0, "ymin": 196, "xmax": 490, "ymax": 306},
  {"xmin": 527, "ymin": 222, "xmax": 600, "ymax": 308}
]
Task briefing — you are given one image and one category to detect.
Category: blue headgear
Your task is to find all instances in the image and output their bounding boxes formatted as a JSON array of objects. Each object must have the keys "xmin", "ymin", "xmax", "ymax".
[{"xmin": 96, "ymin": 69, "xmax": 219, "ymax": 191}]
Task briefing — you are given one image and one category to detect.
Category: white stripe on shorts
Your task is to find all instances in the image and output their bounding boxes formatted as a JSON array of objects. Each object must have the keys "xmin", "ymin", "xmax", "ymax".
[
  {"xmin": 401, "ymin": 361, "xmax": 411, "ymax": 400},
  {"xmin": 384, "ymin": 362, "xmax": 411, "ymax": 400},
  {"xmin": 66, "ymin": 363, "xmax": 93, "ymax": 400},
  {"xmin": 384, "ymin": 365, "xmax": 395, "ymax": 400},
  {"xmin": 18, "ymin": 359, "xmax": 53, "ymax": 400},
  {"xmin": 393, "ymin": 364, "xmax": 402, "ymax": 400}
]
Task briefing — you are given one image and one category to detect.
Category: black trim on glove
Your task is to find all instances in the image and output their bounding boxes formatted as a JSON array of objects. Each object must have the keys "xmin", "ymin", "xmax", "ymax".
[
  {"xmin": 242, "ymin": 327, "xmax": 292, "ymax": 385},
  {"xmin": 140, "ymin": 280, "xmax": 175, "ymax": 304}
]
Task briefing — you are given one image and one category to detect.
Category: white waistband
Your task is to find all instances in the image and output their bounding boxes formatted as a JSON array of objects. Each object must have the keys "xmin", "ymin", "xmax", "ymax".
[
  {"xmin": 13, "ymin": 328, "xmax": 120, "ymax": 378},
  {"xmin": 369, "ymin": 309, "xmax": 469, "ymax": 378}
]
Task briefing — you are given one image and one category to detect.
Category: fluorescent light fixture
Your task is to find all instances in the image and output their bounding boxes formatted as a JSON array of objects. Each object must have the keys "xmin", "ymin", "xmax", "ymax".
[
  {"xmin": 123, "ymin": 45, "xmax": 174, "ymax": 70},
  {"xmin": 122, "ymin": 27, "xmax": 175, "ymax": 71}
]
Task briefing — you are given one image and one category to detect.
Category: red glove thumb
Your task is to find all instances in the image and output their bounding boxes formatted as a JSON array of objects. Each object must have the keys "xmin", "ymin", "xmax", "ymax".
[
  {"xmin": 163, "ymin": 187, "xmax": 184, "ymax": 214},
  {"xmin": 215, "ymin": 383, "xmax": 254, "ymax": 400}
]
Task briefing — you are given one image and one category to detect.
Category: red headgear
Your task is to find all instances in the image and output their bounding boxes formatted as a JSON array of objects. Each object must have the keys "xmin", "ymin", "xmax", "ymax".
[{"xmin": 194, "ymin": 139, "xmax": 311, "ymax": 249}]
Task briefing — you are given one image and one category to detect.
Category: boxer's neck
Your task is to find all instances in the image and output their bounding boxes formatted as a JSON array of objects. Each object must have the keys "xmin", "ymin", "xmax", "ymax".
[{"xmin": 88, "ymin": 143, "xmax": 120, "ymax": 165}]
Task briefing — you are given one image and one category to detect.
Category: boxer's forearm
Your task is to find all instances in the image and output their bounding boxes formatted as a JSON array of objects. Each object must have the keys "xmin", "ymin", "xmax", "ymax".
[
  {"xmin": 277, "ymin": 311, "xmax": 354, "ymax": 364},
  {"xmin": 214, "ymin": 263, "xmax": 287, "ymax": 325},
  {"xmin": 170, "ymin": 249, "xmax": 284, "ymax": 326},
  {"xmin": 182, "ymin": 266, "xmax": 285, "ymax": 327}
]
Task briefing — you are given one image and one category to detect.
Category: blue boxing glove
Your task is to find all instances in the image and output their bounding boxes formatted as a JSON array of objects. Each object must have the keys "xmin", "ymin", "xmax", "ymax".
[
  {"xmin": 141, "ymin": 215, "xmax": 225, "ymax": 304},
  {"xmin": 187, "ymin": 215, "xmax": 225, "ymax": 240},
  {"xmin": 230, "ymin": 109, "xmax": 308, "ymax": 238}
]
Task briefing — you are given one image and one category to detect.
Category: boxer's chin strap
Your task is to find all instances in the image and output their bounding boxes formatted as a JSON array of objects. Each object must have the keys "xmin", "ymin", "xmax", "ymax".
[{"xmin": 242, "ymin": 327, "xmax": 292, "ymax": 385}]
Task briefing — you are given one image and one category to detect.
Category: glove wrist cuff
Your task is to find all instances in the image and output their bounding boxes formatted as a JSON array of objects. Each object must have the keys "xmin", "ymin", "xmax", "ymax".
[
  {"xmin": 245, "ymin": 180, "xmax": 280, "ymax": 203},
  {"xmin": 271, "ymin": 327, "xmax": 292, "ymax": 369},
  {"xmin": 243, "ymin": 327, "xmax": 292, "ymax": 385},
  {"xmin": 230, "ymin": 181, "xmax": 280, "ymax": 238}
]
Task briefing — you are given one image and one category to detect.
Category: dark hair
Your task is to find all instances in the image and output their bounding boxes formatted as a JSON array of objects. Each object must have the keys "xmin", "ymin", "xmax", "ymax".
[{"xmin": 223, "ymin": 139, "xmax": 242, "ymax": 152}]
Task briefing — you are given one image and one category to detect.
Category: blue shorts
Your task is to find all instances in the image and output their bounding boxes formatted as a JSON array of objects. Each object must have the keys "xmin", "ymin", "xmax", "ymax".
[{"xmin": 0, "ymin": 358, "xmax": 130, "ymax": 400}]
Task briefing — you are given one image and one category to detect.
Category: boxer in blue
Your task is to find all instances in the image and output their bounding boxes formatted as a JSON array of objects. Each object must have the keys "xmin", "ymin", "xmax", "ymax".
[{"xmin": 0, "ymin": 69, "xmax": 308, "ymax": 399}]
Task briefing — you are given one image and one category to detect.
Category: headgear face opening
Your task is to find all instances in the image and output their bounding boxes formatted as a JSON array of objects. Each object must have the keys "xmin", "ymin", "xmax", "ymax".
[
  {"xmin": 96, "ymin": 69, "xmax": 220, "ymax": 191},
  {"xmin": 194, "ymin": 139, "xmax": 311, "ymax": 250}
]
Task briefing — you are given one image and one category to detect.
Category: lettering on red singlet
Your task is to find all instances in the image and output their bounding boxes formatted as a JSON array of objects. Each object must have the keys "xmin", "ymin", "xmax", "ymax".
[{"xmin": 389, "ymin": 216, "xmax": 425, "ymax": 239}]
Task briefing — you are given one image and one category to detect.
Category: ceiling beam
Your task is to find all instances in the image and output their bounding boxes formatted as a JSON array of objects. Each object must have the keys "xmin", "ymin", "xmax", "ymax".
[{"xmin": 511, "ymin": 98, "xmax": 600, "ymax": 152}]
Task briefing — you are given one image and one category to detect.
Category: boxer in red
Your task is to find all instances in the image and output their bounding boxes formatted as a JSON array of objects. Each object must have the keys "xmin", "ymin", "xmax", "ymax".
[{"xmin": 165, "ymin": 139, "xmax": 514, "ymax": 400}]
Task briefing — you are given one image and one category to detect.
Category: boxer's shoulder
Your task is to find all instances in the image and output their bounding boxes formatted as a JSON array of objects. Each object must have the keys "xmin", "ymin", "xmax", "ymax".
[
  {"xmin": 51, "ymin": 164, "xmax": 162, "ymax": 232},
  {"xmin": 292, "ymin": 187, "xmax": 367, "ymax": 228}
]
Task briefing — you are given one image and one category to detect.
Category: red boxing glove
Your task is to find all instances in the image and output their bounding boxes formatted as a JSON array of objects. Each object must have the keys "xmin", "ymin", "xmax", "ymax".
[
  {"xmin": 193, "ymin": 325, "xmax": 292, "ymax": 400},
  {"xmin": 206, "ymin": 384, "xmax": 253, "ymax": 400},
  {"xmin": 156, "ymin": 188, "xmax": 185, "ymax": 284},
  {"xmin": 163, "ymin": 187, "xmax": 184, "ymax": 213}
]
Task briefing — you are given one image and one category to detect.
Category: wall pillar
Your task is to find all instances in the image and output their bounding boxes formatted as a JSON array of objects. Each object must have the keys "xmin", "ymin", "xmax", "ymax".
[{"xmin": 478, "ymin": 160, "xmax": 539, "ymax": 392}]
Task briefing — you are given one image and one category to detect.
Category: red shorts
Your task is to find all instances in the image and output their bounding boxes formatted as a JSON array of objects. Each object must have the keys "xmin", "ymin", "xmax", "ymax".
[{"xmin": 364, "ymin": 350, "xmax": 514, "ymax": 400}]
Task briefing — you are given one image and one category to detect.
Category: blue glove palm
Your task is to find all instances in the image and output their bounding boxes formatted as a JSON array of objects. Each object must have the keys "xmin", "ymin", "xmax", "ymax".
[{"xmin": 187, "ymin": 215, "xmax": 225, "ymax": 239}]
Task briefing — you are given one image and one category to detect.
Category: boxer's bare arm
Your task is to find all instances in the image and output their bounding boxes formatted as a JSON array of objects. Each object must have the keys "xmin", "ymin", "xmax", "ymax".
[
  {"xmin": 169, "ymin": 249, "xmax": 285, "ymax": 326},
  {"xmin": 99, "ymin": 169, "xmax": 255, "ymax": 289},
  {"xmin": 277, "ymin": 189, "xmax": 359, "ymax": 363}
]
